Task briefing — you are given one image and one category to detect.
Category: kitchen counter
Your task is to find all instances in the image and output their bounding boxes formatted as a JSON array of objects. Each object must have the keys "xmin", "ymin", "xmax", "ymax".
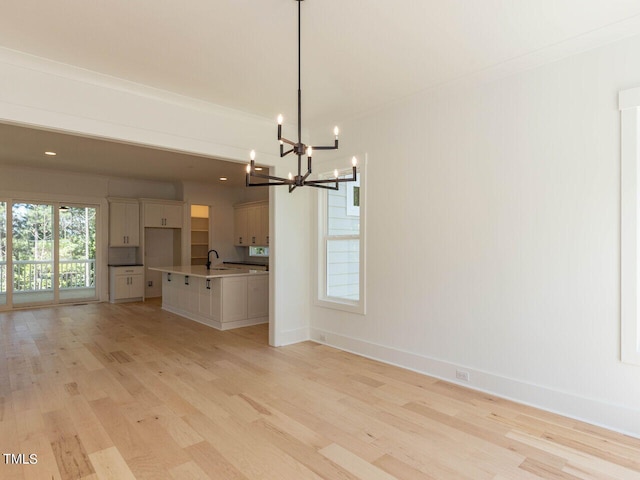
[
  {"xmin": 149, "ymin": 265, "xmax": 268, "ymax": 278},
  {"xmin": 150, "ymin": 265, "xmax": 269, "ymax": 331},
  {"xmin": 223, "ymin": 261, "xmax": 268, "ymax": 267}
]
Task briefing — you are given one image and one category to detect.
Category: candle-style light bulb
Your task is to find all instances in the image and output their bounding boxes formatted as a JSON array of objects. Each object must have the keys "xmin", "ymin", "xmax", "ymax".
[
  {"xmin": 277, "ymin": 114, "xmax": 283, "ymax": 125},
  {"xmin": 288, "ymin": 172, "xmax": 293, "ymax": 181},
  {"xmin": 307, "ymin": 146, "xmax": 313, "ymax": 157},
  {"xmin": 334, "ymin": 126, "xmax": 339, "ymax": 137},
  {"xmin": 352, "ymin": 156, "xmax": 357, "ymax": 167},
  {"xmin": 250, "ymin": 150, "xmax": 256, "ymax": 161},
  {"xmin": 246, "ymin": 164, "xmax": 251, "ymax": 173},
  {"xmin": 334, "ymin": 169, "xmax": 339, "ymax": 178}
]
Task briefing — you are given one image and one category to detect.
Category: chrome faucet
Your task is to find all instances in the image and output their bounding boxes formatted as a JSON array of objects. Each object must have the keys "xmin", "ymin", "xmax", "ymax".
[{"xmin": 206, "ymin": 249, "xmax": 219, "ymax": 270}]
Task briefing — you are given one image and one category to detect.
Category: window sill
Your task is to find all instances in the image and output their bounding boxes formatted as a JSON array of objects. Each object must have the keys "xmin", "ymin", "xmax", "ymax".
[{"xmin": 316, "ymin": 297, "xmax": 365, "ymax": 315}]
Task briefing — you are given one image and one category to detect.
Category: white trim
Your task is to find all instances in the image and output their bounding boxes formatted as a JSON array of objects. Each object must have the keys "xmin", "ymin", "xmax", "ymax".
[
  {"xmin": 310, "ymin": 328, "xmax": 640, "ymax": 439},
  {"xmin": 275, "ymin": 326, "xmax": 311, "ymax": 346},
  {"xmin": 314, "ymin": 156, "xmax": 367, "ymax": 315},
  {"xmin": 620, "ymin": 88, "xmax": 640, "ymax": 366}
]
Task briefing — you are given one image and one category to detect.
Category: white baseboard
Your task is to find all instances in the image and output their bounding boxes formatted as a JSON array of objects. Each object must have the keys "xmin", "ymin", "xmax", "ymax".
[
  {"xmin": 276, "ymin": 326, "xmax": 310, "ymax": 346},
  {"xmin": 310, "ymin": 328, "xmax": 640, "ymax": 439}
]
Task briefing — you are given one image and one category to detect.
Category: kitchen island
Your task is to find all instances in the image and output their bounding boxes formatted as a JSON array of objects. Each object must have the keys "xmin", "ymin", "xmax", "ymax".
[{"xmin": 150, "ymin": 265, "xmax": 269, "ymax": 331}]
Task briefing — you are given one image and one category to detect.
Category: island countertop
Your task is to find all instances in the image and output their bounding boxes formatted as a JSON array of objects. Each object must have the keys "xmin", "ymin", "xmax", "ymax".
[{"xmin": 149, "ymin": 265, "xmax": 269, "ymax": 279}]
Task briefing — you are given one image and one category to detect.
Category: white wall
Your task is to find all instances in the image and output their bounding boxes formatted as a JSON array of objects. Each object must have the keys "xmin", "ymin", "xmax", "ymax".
[{"xmin": 310, "ymin": 34, "xmax": 640, "ymax": 437}]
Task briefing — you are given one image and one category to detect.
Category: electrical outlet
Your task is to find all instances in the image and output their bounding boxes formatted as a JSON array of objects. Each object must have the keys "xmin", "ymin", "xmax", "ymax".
[
  {"xmin": 456, "ymin": 369, "xmax": 470, "ymax": 382},
  {"xmin": 319, "ymin": 334, "xmax": 327, "ymax": 342}
]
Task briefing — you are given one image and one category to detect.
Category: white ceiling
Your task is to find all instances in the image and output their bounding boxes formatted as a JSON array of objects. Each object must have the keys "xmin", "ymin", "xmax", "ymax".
[{"xmin": 1, "ymin": 0, "xmax": 640, "ymax": 183}]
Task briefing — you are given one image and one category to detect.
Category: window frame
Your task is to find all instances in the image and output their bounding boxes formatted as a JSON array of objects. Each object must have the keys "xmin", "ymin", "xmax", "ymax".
[
  {"xmin": 620, "ymin": 86, "xmax": 640, "ymax": 366},
  {"xmin": 315, "ymin": 156, "xmax": 366, "ymax": 315}
]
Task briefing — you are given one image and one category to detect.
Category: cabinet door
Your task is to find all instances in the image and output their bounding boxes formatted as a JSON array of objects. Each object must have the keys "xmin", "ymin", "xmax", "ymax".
[
  {"xmin": 163, "ymin": 274, "xmax": 178, "ymax": 306},
  {"xmin": 186, "ymin": 277, "xmax": 199, "ymax": 314},
  {"xmin": 144, "ymin": 203, "xmax": 165, "ymax": 228},
  {"xmin": 221, "ymin": 277, "xmax": 247, "ymax": 322},
  {"xmin": 247, "ymin": 206, "xmax": 259, "ymax": 245},
  {"xmin": 198, "ymin": 279, "xmax": 212, "ymax": 317},
  {"xmin": 163, "ymin": 204, "xmax": 183, "ymax": 228},
  {"xmin": 259, "ymin": 203, "xmax": 269, "ymax": 246},
  {"xmin": 234, "ymin": 207, "xmax": 249, "ymax": 246},
  {"xmin": 109, "ymin": 203, "xmax": 127, "ymax": 246},
  {"xmin": 111, "ymin": 202, "xmax": 140, "ymax": 246},
  {"xmin": 247, "ymin": 276, "xmax": 269, "ymax": 318},
  {"xmin": 125, "ymin": 202, "xmax": 140, "ymax": 246},
  {"xmin": 114, "ymin": 275, "xmax": 130, "ymax": 299},
  {"xmin": 129, "ymin": 274, "xmax": 144, "ymax": 298}
]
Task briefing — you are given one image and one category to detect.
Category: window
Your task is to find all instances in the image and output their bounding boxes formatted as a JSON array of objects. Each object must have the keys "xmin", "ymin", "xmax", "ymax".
[
  {"xmin": 620, "ymin": 86, "xmax": 640, "ymax": 365},
  {"xmin": 316, "ymin": 162, "xmax": 365, "ymax": 314}
]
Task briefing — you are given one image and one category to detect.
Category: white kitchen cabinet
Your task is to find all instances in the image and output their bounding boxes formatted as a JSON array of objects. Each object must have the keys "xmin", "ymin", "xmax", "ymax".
[
  {"xmin": 158, "ymin": 270, "xmax": 268, "ymax": 330},
  {"xmin": 234, "ymin": 205, "xmax": 249, "ymax": 246},
  {"xmin": 247, "ymin": 275, "xmax": 269, "ymax": 318},
  {"xmin": 109, "ymin": 266, "xmax": 144, "ymax": 302},
  {"xmin": 143, "ymin": 201, "xmax": 183, "ymax": 228},
  {"xmin": 221, "ymin": 276, "xmax": 248, "ymax": 322},
  {"xmin": 234, "ymin": 201, "xmax": 269, "ymax": 246},
  {"xmin": 109, "ymin": 199, "xmax": 140, "ymax": 247},
  {"xmin": 258, "ymin": 202, "xmax": 269, "ymax": 246}
]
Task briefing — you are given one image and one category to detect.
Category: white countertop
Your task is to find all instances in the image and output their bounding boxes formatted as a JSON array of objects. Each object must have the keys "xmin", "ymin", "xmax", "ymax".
[{"xmin": 149, "ymin": 265, "xmax": 268, "ymax": 279}]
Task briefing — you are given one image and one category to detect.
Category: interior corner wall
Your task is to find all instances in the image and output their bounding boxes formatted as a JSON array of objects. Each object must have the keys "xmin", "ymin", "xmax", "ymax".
[{"xmin": 310, "ymin": 34, "xmax": 640, "ymax": 437}]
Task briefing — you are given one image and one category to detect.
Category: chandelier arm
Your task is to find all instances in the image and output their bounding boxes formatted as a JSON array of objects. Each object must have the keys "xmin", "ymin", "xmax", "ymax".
[
  {"xmin": 280, "ymin": 137, "xmax": 296, "ymax": 146},
  {"xmin": 306, "ymin": 183, "xmax": 339, "ymax": 191},
  {"xmin": 310, "ymin": 144, "xmax": 339, "ymax": 151},
  {"xmin": 249, "ymin": 171, "xmax": 292, "ymax": 182},
  {"xmin": 305, "ymin": 175, "xmax": 357, "ymax": 185},
  {"xmin": 281, "ymin": 148, "xmax": 294, "ymax": 157},
  {"xmin": 247, "ymin": 181, "xmax": 290, "ymax": 187},
  {"xmin": 302, "ymin": 169, "xmax": 313, "ymax": 182}
]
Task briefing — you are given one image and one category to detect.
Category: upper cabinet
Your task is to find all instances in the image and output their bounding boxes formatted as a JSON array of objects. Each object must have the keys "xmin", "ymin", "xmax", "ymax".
[
  {"xmin": 234, "ymin": 201, "xmax": 269, "ymax": 247},
  {"xmin": 142, "ymin": 200, "xmax": 183, "ymax": 228},
  {"xmin": 109, "ymin": 198, "xmax": 140, "ymax": 247}
]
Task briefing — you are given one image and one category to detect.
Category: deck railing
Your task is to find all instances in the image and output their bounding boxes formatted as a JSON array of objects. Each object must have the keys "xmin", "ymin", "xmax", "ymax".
[{"xmin": 10, "ymin": 259, "xmax": 96, "ymax": 292}]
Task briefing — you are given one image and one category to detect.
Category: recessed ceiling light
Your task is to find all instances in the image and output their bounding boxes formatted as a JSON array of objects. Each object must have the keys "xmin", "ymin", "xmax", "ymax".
[
  {"xmin": 219, "ymin": 177, "xmax": 228, "ymax": 181},
  {"xmin": 44, "ymin": 151, "xmax": 57, "ymax": 156}
]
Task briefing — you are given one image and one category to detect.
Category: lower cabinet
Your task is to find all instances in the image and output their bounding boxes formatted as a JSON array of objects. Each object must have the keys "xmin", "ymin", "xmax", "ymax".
[
  {"xmin": 161, "ymin": 273, "xmax": 268, "ymax": 330},
  {"xmin": 109, "ymin": 266, "xmax": 144, "ymax": 303}
]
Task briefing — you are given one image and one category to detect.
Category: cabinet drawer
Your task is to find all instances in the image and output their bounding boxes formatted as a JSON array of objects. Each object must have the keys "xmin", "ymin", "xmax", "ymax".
[{"xmin": 112, "ymin": 266, "xmax": 144, "ymax": 275}]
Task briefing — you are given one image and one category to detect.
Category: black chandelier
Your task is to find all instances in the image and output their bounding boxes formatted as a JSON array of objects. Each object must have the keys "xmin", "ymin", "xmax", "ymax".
[{"xmin": 246, "ymin": 0, "xmax": 357, "ymax": 193}]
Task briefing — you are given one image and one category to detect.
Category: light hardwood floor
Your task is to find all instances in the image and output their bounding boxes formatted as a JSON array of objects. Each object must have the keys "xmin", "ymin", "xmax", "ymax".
[{"xmin": 1, "ymin": 300, "xmax": 639, "ymax": 480}]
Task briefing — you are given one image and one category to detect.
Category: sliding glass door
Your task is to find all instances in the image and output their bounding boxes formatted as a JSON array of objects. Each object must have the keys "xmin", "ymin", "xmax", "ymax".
[
  {"xmin": 59, "ymin": 206, "xmax": 97, "ymax": 301},
  {"xmin": 12, "ymin": 202, "xmax": 55, "ymax": 305},
  {"xmin": 6, "ymin": 201, "xmax": 98, "ymax": 307}
]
